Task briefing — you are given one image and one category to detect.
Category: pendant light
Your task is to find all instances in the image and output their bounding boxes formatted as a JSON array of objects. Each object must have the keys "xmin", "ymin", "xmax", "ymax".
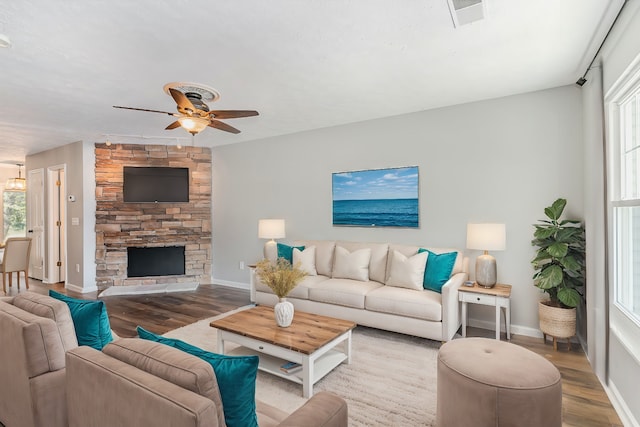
[{"xmin": 5, "ymin": 163, "xmax": 26, "ymax": 191}]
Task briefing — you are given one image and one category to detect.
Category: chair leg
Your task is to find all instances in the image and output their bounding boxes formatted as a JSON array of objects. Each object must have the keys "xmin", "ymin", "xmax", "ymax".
[
  {"xmin": 9, "ymin": 272, "xmax": 12, "ymax": 288},
  {"xmin": 2, "ymin": 272, "xmax": 5, "ymax": 294},
  {"xmin": 17, "ymin": 271, "xmax": 20, "ymax": 289},
  {"xmin": 24, "ymin": 271, "xmax": 29, "ymax": 290}
]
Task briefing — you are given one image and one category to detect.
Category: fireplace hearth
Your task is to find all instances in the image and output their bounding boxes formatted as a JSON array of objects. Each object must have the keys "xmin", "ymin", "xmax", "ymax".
[{"xmin": 127, "ymin": 246, "xmax": 185, "ymax": 278}]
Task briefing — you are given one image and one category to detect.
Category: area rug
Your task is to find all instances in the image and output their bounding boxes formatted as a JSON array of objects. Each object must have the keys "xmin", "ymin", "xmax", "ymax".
[{"xmin": 164, "ymin": 309, "xmax": 440, "ymax": 426}]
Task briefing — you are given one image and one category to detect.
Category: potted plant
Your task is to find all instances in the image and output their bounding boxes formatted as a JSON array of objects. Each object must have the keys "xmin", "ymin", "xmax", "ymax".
[
  {"xmin": 255, "ymin": 257, "xmax": 307, "ymax": 327},
  {"xmin": 531, "ymin": 198, "xmax": 585, "ymax": 349}
]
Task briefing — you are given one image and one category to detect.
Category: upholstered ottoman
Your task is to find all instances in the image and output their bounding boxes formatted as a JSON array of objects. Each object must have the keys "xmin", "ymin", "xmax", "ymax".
[{"xmin": 437, "ymin": 338, "xmax": 562, "ymax": 427}]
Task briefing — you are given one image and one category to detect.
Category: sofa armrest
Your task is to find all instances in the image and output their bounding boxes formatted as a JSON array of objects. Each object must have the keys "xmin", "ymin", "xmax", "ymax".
[
  {"xmin": 66, "ymin": 346, "xmax": 219, "ymax": 427},
  {"xmin": 441, "ymin": 270, "xmax": 469, "ymax": 341},
  {"xmin": 278, "ymin": 391, "xmax": 348, "ymax": 427}
]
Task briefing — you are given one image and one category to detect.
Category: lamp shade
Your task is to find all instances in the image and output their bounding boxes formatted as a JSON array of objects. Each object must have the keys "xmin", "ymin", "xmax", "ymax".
[
  {"xmin": 258, "ymin": 219, "xmax": 285, "ymax": 239},
  {"xmin": 466, "ymin": 223, "xmax": 506, "ymax": 251}
]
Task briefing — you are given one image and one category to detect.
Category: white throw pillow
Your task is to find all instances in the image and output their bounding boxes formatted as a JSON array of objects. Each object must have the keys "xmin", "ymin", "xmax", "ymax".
[
  {"xmin": 293, "ymin": 246, "xmax": 317, "ymax": 276},
  {"xmin": 332, "ymin": 246, "xmax": 371, "ymax": 282},
  {"xmin": 385, "ymin": 250, "xmax": 428, "ymax": 290}
]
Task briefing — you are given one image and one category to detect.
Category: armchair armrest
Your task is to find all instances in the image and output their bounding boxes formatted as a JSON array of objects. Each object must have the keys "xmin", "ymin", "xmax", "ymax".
[
  {"xmin": 278, "ymin": 391, "xmax": 348, "ymax": 427},
  {"xmin": 441, "ymin": 270, "xmax": 469, "ymax": 341}
]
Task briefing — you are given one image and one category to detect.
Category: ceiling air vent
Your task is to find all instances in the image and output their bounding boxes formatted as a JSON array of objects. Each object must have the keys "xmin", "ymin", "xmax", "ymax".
[{"xmin": 447, "ymin": 0, "xmax": 485, "ymax": 27}]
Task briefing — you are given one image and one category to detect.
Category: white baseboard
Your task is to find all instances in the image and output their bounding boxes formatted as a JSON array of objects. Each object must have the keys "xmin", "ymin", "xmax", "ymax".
[
  {"xmin": 213, "ymin": 279, "xmax": 250, "ymax": 290},
  {"xmin": 608, "ymin": 380, "xmax": 639, "ymax": 427},
  {"xmin": 65, "ymin": 282, "xmax": 97, "ymax": 294},
  {"xmin": 468, "ymin": 318, "xmax": 544, "ymax": 339}
]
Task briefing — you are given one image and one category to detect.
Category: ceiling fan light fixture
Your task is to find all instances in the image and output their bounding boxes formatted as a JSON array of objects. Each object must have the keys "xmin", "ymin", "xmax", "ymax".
[{"xmin": 178, "ymin": 116, "xmax": 209, "ymax": 134}]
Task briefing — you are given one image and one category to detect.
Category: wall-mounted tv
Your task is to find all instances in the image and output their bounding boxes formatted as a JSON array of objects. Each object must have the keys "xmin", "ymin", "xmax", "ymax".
[{"xmin": 123, "ymin": 166, "xmax": 189, "ymax": 203}]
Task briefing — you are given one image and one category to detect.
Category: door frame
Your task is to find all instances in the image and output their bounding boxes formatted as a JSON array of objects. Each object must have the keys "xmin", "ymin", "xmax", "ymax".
[
  {"xmin": 46, "ymin": 165, "xmax": 67, "ymax": 284},
  {"xmin": 27, "ymin": 168, "xmax": 45, "ymax": 281}
]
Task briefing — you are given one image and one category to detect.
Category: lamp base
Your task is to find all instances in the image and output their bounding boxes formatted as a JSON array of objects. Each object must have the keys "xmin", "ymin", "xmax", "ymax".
[
  {"xmin": 263, "ymin": 240, "xmax": 277, "ymax": 261},
  {"xmin": 475, "ymin": 254, "xmax": 497, "ymax": 288}
]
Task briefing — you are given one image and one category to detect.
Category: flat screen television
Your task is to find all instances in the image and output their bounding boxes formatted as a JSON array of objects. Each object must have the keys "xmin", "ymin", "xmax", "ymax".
[{"xmin": 123, "ymin": 166, "xmax": 189, "ymax": 203}]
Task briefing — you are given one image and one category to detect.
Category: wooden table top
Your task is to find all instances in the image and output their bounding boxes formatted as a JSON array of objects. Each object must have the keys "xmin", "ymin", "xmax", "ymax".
[
  {"xmin": 458, "ymin": 283, "xmax": 512, "ymax": 298},
  {"xmin": 210, "ymin": 305, "xmax": 356, "ymax": 355}
]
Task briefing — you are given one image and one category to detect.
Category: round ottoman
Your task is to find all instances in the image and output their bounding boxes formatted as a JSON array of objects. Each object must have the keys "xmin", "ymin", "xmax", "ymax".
[{"xmin": 436, "ymin": 338, "xmax": 562, "ymax": 427}]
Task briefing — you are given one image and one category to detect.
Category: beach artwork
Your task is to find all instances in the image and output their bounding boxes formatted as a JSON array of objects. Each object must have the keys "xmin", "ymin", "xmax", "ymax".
[{"xmin": 332, "ymin": 166, "xmax": 419, "ymax": 228}]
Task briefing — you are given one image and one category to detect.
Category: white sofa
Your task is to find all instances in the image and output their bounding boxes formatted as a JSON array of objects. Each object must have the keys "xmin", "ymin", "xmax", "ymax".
[{"xmin": 251, "ymin": 240, "xmax": 469, "ymax": 342}]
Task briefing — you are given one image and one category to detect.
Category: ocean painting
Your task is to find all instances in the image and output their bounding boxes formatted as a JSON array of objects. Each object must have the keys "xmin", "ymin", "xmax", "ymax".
[{"xmin": 332, "ymin": 166, "xmax": 419, "ymax": 228}]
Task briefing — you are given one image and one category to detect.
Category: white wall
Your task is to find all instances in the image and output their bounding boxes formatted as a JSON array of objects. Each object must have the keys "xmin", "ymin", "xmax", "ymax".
[
  {"xmin": 595, "ymin": 2, "xmax": 640, "ymax": 425},
  {"xmin": 26, "ymin": 141, "xmax": 91, "ymax": 291},
  {"xmin": 212, "ymin": 85, "xmax": 584, "ymax": 334}
]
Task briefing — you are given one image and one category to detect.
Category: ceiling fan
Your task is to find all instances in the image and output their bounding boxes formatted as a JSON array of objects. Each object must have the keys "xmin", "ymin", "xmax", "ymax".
[{"xmin": 113, "ymin": 86, "xmax": 258, "ymax": 136}]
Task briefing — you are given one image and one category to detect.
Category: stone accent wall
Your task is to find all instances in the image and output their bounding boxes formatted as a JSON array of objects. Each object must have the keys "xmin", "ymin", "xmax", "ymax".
[{"xmin": 95, "ymin": 143, "xmax": 211, "ymax": 289}]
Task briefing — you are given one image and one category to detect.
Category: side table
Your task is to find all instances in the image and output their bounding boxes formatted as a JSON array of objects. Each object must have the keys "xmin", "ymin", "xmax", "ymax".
[{"xmin": 459, "ymin": 283, "xmax": 512, "ymax": 340}]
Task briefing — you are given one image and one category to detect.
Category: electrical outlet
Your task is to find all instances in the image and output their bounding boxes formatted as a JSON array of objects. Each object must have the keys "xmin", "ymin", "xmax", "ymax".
[{"xmin": 239, "ymin": 261, "xmax": 245, "ymax": 270}]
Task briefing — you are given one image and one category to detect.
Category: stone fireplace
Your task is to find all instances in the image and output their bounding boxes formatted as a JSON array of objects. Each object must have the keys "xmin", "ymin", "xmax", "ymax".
[{"xmin": 95, "ymin": 143, "xmax": 212, "ymax": 290}]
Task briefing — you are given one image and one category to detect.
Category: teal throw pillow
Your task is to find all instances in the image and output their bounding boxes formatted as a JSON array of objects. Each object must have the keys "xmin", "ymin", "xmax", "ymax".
[
  {"xmin": 48, "ymin": 290, "xmax": 113, "ymax": 350},
  {"xmin": 137, "ymin": 326, "xmax": 259, "ymax": 427},
  {"xmin": 276, "ymin": 243, "xmax": 305, "ymax": 263},
  {"xmin": 417, "ymin": 249, "xmax": 458, "ymax": 293}
]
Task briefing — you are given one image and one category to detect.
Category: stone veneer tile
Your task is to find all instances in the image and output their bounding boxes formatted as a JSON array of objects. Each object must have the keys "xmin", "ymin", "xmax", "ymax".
[{"xmin": 95, "ymin": 143, "xmax": 212, "ymax": 290}]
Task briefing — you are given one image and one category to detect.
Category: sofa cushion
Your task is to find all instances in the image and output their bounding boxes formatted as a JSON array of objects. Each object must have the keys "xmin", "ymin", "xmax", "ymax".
[
  {"xmin": 293, "ymin": 246, "xmax": 317, "ymax": 276},
  {"xmin": 49, "ymin": 290, "xmax": 113, "ymax": 350},
  {"xmin": 103, "ymin": 338, "xmax": 226, "ymax": 427},
  {"xmin": 385, "ymin": 250, "xmax": 428, "ymax": 290},
  {"xmin": 365, "ymin": 286, "xmax": 443, "ymax": 321},
  {"xmin": 294, "ymin": 240, "xmax": 336, "ymax": 276},
  {"xmin": 418, "ymin": 248, "xmax": 458, "ymax": 293},
  {"xmin": 332, "ymin": 246, "xmax": 371, "ymax": 282},
  {"xmin": 0, "ymin": 301, "xmax": 66, "ymax": 376},
  {"xmin": 336, "ymin": 241, "xmax": 389, "ymax": 283},
  {"xmin": 13, "ymin": 292, "xmax": 78, "ymax": 351},
  {"xmin": 388, "ymin": 244, "xmax": 463, "ymax": 278},
  {"xmin": 309, "ymin": 278, "xmax": 383, "ymax": 309},
  {"xmin": 276, "ymin": 243, "xmax": 305, "ymax": 263},
  {"xmin": 137, "ymin": 326, "xmax": 259, "ymax": 427}
]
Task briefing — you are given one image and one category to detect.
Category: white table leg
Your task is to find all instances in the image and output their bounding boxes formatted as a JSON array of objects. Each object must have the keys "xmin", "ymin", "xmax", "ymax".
[
  {"xmin": 506, "ymin": 301, "xmax": 511, "ymax": 340},
  {"xmin": 345, "ymin": 330, "xmax": 352, "ymax": 364},
  {"xmin": 461, "ymin": 301, "xmax": 468, "ymax": 338},
  {"xmin": 495, "ymin": 304, "xmax": 500, "ymax": 340},
  {"xmin": 302, "ymin": 356, "xmax": 313, "ymax": 398},
  {"xmin": 217, "ymin": 332, "xmax": 225, "ymax": 354}
]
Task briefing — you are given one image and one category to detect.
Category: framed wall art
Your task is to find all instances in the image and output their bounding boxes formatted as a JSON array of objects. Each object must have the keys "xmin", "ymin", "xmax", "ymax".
[{"xmin": 332, "ymin": 166, "xmax": 419, "ymax": 228}]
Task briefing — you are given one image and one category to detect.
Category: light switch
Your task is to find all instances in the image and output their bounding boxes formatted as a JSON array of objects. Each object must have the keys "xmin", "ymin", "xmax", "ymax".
[{"xmin": 71, "ymin": 217, "xmax": 80, "ymax": 226}]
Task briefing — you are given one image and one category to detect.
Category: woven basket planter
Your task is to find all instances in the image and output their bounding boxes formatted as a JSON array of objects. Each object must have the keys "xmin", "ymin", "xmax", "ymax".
[{"xmin": 538, "ymin": 301, "xmax": 576, "ymax": 339}]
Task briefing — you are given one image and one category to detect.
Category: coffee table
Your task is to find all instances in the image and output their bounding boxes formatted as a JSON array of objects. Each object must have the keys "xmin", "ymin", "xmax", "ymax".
[{"xmin": 210, "ymin": 305, "xmax": 356, "ymax": 397}]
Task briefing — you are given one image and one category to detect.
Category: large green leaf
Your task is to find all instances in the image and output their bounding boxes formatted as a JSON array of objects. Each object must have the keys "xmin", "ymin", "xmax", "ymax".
[
  {"xmin": 547, "ymin": 242, "xmax": 568, "ymax": 258},
  {"xmin": 534, "ymin": 226, "xmax": 556, "ymax": 239},
  {"xmin": 560, "ymin": 255, "xmax": 581, "ymax": 273},
  {"xmin": 545, "ymin": 198, "xmax": 566, "ymax": 221},
  {"xmin": 558, "ymin": 287, "xmax": 581, "ymax": 308},
  {"xmin": 536, "ymin": 265, "xmax": 563, "ymax": 289}
]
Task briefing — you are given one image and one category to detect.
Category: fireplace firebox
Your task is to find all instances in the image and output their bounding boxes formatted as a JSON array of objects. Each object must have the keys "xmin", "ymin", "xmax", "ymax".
[{"xmin": 127, "ymin": 246, "xmax": 185, "ymax": 277}]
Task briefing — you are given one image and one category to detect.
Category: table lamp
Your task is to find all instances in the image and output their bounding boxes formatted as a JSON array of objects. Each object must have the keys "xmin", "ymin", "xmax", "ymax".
[
  {"xmin": 258, "ymin": 219, "xmax": 285, "ymax": 260},
  {"xmin": 466, "ymin": 223, "xmax": 506, "ymax": 288}
]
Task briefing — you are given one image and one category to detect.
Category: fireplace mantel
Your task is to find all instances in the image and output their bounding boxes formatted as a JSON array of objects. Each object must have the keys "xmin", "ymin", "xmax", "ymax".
[{"xmin": 94, "ymin": 143, "xmax": 212, "ymax": 290}]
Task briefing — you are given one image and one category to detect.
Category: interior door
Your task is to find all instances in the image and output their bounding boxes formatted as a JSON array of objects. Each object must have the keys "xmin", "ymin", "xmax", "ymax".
[{"xmin": 27, "ymin": 168, "xmax": 44, "ymax": 280}]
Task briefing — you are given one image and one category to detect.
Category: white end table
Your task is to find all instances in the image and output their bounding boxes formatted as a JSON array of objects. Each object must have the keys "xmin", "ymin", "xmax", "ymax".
[{"xmin": 459, "ymin": 283, "xmax": 512, "ymax": 340}]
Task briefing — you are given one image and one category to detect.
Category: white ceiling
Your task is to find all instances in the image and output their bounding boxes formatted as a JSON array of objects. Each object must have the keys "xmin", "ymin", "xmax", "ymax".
[{"xmin": 0, "ymin": 0, "xmax": 624, "ymax": 163}]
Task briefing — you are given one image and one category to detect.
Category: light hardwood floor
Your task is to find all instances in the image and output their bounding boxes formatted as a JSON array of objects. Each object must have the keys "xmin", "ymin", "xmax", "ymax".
[{"xmin": 4, "ymin": 279, "xmax": 623, "ymax": 427}]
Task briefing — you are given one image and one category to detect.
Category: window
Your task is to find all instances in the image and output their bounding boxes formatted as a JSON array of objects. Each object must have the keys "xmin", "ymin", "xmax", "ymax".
[
  {"xmin": 2, "ymin": 190, "xmax": 26, "ymax": 240},
  {"xmin": 609, "ymin": 62, "xmax": 640, "ymax": 325}
]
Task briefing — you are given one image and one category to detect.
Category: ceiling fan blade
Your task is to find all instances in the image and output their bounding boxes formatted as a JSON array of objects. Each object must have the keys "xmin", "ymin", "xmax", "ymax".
[
  {"xmin": 168, "ymin": 88, "xmax": 196, "ymax": 114},
  {"xmin": 165, "ymin": 121, "xmax": 181, "ymax": 130},
  {"xmin": 208, "ymin": 119, "xmax": 241, "ymax": 134},
  {"xmin": 208, "ymin": 110, "xmax": 259, "ymax": 119},
  {"xmin": 113, "ymin": 106, "xmax": 175, "ymax": 116}
]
